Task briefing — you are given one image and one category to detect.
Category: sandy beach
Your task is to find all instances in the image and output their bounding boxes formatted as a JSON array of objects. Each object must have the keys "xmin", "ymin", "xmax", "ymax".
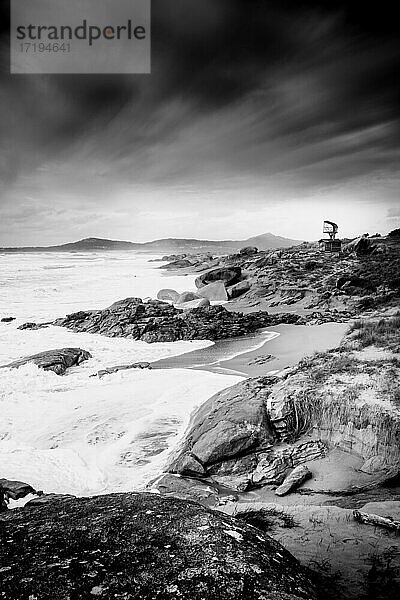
[{"xmin": 152, "ymin": 321, "xmax": 349, "ymax": 377}]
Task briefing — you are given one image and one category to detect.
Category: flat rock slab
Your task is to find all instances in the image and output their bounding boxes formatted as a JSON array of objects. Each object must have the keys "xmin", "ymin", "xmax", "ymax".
[
  {"xmin": 93, "ymin": 362, "xmax": 151, "ymax": 378},
  {"xmin": 275, "ymin": 466, "xmax": 312, "ymax": 496},
  {"xmin": 1, "ymin": 348, "xmax": 92, "ymax": 375},
  {"xmin": 0, "ymin": 492, "xmax": 316, "ymax": 600},
  {"xmin": 198, "ymin": 281, "xmax": 228, "ymax": 301}
]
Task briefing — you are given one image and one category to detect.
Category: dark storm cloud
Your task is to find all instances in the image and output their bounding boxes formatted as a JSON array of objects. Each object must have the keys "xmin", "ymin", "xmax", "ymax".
[{"xmin": 0, "ymin": 0, "xmax": 399, "ymax": 212}]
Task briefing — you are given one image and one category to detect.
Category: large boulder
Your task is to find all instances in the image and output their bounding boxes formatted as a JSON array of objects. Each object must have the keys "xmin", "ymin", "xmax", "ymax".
[
  {"xmin": 177, "ymin": 298, "xmax": 210, "ymax": 310},
  {"xmin": 157, "ymin": 288, "xmax": 180, "ymax": 302},
  {"xmin": 1, "ymin": 348, "xmax": 92, "ymax": 375},
  {"xmin": 0, "ymin": 479, "xmax": 36, "ymax": 501},
  {"xmin": 344, "ymin": 237, "xmax": 373, "ymax": 256},
  {"xmin": 197, "ymin": 281, "xmax": 228, "ymax": 301},
  {"xmin": 227, "ymin": 280, "xmax": 250, "ymax": 299},
  {"xmin": 239, "ymin": 246, "xmax": 258, "ymax": 256},
  {"xmin": 0, "ymin": 493, "xmax": 317, "ymax": 600},
  {"xmin": 176, "ymin": 291, "xmax": 202, "ymax": 304},
  {"xmin": 195, "ymin": 267, "xmax": 242, "ymax": 289},
  {"xmin": 169, "ymin": 378, "xmax": 277, "ymax": 475}
]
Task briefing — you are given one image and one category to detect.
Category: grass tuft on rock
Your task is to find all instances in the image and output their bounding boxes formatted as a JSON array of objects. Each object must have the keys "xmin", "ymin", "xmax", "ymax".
[
  {"xmin": 235, "ymin": 507, "xmax": 298, "ymax": 532},
  {"xmin": 348, "ymin": 313, "xmax": 400, "ymax": 351}
]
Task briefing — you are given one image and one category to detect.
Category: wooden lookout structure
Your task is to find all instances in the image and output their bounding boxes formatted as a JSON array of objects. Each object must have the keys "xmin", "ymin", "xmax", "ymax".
[{"xmin": 319, "ymin": 220, "xmax": 342, "ymax": 252}]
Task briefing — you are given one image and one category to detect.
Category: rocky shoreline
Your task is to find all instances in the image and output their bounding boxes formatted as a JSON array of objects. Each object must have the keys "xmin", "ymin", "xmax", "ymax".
[{"xmin": 1, "ymin": 236, "xmax": 400, "ymax": 599}]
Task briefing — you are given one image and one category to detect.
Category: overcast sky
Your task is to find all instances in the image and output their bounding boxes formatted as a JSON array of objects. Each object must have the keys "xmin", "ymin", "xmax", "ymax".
[{"xmin": 0, "ymin": 0, "xmax": 399, "ymax": 246}]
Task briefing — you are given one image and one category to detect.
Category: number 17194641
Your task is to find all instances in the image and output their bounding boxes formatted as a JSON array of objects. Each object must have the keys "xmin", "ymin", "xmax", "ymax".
[{"xmin": 19, "ymin": 42, "xmax": 71, "ymax": 53}]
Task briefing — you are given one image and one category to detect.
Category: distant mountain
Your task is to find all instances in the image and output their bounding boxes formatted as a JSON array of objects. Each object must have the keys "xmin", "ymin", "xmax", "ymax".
[
  {"xmin": 0, "ymin": 237, "xmax": 138, "ymax": 253},
  {"xmin": 0, "ymin": 233, "xmax": 302, "ymax": 254}
]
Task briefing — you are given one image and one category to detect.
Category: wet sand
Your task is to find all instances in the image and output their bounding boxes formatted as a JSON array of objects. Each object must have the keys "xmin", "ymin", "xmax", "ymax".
[{"xmin": 151, "ymin": 322, "xmax": 349, "ymax": 377}]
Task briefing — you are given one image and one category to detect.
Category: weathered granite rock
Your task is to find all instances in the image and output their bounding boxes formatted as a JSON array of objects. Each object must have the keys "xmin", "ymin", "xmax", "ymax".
[
  {"xmin": 17, "ymin": 322, "xmax": 48, "ymax": 330},
  {"xmin": 0, "ymin": 478, "xmax": 36, "ymax": 501},
  {"xmin": 1, "ymin": 348, "xmax": 92, "ymax": 375},
  {"xmin": 169, "ymin": 377, "xmax": 277, "ymax": 473},
  {"xmin": 240, "ymin": 246, "xmax": 258, "ymax": 256},
  {"xmin": 176, "ymin": 291, "xmax": 202, "ymax": 304},
  {"xmin": 275, "ymin": 465, "xmax": 312, "ymax": 496},
  {"xmin": 177, "ymin": 298, "xmax": 211, "ymax": 310},
  {"xmin": 195, "ymin": 266, "xmax": 242, "ymax": 289},
  {"xmin": 344, "ymin": 237, "xmax": 373, "ymax": 256},
  {"xmin": 149, "ymin": 474, "xmax": 218, "ymax": 501},
  {"xmin": 93, "ymin": 362, "xmax": 152, "ymax": 378},
  {"xmin": 160, "ymin": 258, "xmax": 194, "ymax": 269},
  {"xmin": 157, "ymin": 288, "xmax": 180, "ymax": 302},
  {"xmin": 227, "ymin": 280, "xmax": 251, "ymax": 299},
  {"xmin": 0, "ymin": 493, "xmax": 317, "ymax": 600},
  {"xmin": 167, "ymin": 343, "xmax": 400, "ymax": 493},
  {"xmin": 54, "ymin": 298, "xmax": 272, "ymax": 342},
  {"xmin": 197, "ymin": 280, "xmax": 228, "ymax": 301}
]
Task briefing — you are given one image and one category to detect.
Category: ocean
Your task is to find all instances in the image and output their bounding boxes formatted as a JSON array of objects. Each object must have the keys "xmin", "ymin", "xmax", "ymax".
[{"xmin": 0, "ymin": 251, "xmax": 246, "ymax": 498}]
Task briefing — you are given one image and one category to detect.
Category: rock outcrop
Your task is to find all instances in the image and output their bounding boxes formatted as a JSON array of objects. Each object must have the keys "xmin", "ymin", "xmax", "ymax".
[
  {"xmin": 0, "ymin": 493, "xmax": 317, "ymax": 600},
  {"xmin": 17, "ymin": 322, "xmax": 49, "ymax": 330},
  {"xmin": 220, "ymin": 237, "xmax": 400, "ymax": 324},
  {"xmin": 343, "ymin": 236, "xmax": 373, "ymax": 256},
  {"xmin": 195, "ymin": 266, "xmax": 242, "ymax": 289},
  {"xmin": 1, "ymin": 348, "xmax": 92, "ymax": 375},
  {"xmin": 239, "ymin": 246, "xmax": 258, "ymax": 256},
  {"xmin": 167, "ymin": 325, "xmax": 400, "ymax": 492},
  {"xmin": 54, "ymin": 297, "xmax": 275, "ymax": 342}
]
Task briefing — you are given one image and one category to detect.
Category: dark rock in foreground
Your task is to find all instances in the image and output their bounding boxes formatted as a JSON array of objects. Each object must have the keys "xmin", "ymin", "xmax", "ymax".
[
  {"xmin": 54, "ymin": 297, "xmax": 275, "ymax": 342},
  {"xmin": 0, "ymin": 493, "xmax": 316, "ymax": 600},
  {"xmin": 0, "ymin": 479, "xmax": 36, "ymax": 504},
  {"xmin": 1, "ymin": 348, "xmax": 92, "ymax": 375}
]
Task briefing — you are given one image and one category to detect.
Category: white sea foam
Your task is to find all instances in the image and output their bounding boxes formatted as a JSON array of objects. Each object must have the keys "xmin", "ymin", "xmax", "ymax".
[
  {"xmin": 0, "ymin": 251, "xmax": 242, "ymax": 496},
  {"xmin": 0, "ymin": 364, "xmax": 240, "ymax": 495}
]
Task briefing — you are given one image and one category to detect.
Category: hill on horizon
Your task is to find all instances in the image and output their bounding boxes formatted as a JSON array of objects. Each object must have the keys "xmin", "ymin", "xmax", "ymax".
[{"xmin": 0, "ymin": 232, "xmax": 302, "ymax": 254}]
